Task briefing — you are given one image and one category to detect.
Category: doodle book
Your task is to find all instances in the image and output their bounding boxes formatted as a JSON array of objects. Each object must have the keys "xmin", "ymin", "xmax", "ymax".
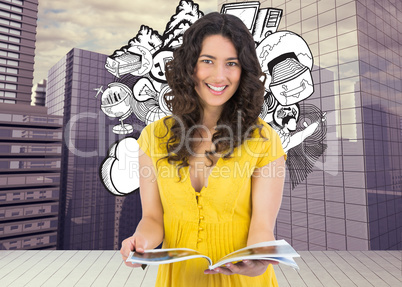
[{"xmin": 126, "ymin": 239, "xmax": 300, "ymax": 270}]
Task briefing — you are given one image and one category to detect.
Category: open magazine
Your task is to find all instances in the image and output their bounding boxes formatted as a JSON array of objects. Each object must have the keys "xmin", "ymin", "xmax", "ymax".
[{"xmin": 126, "ymin": 239, "xmax": 300, "ymax": 270}]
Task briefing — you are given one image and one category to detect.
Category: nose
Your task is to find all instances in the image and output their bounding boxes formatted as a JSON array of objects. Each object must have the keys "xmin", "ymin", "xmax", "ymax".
[{"xmin": 212, "ymin": 63, "xmax": 226, "ymax": 82}]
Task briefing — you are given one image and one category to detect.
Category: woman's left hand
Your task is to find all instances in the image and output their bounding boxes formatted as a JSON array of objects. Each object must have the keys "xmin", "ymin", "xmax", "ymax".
[{"xmin": 204, "ymin": 260, "xmax": 278, "ymax": 277}]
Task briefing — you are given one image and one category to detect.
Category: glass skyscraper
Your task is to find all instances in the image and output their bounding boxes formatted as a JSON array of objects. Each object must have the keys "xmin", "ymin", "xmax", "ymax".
[
  {"xmin": 46, "ymin": 48, "xmax": 125, "ymax": 250},
  {"xmin": 219, "ymin": 0, "xmax": 401, "ymax": 250}
]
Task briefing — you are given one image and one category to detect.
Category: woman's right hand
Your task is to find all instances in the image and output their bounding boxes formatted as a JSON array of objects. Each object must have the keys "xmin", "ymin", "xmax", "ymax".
[{"xmin": 120, "ymin": 233, "xmax": 148, "ymax": 268}]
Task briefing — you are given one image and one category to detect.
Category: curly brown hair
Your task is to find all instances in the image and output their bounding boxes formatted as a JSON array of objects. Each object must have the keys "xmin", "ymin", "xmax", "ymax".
[{"xmin": 159, "ymin": 12, "xmax": 266, "ymax": 178}]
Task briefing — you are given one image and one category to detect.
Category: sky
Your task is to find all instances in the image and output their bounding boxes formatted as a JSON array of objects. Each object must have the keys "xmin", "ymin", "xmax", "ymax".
[{"xmin": 33, "ymin": 0, "xmax": 218, "ymax": 85}]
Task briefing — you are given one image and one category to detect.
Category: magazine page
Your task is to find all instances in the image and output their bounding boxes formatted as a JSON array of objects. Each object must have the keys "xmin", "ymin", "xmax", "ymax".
[
  {"xmin": 126, "ymin": 248, "xmax": 213, "ymax": 266},
  {"xmin": 210, "ymin": 240, "xmax": 300, "ymax": 270},
  {"xmin": 210, "ymin": 255, "xmax": 299, "ymax": 270}
]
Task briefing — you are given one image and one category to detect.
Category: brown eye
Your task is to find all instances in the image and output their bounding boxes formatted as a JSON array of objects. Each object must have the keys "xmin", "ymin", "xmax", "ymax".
[
  {"xmin": 201, "ymin": 59, "xmax": 213, "ymax": 64},
  {"xmin": 227, "ymin": 62, "xmax": 238, "ymax": 66}
]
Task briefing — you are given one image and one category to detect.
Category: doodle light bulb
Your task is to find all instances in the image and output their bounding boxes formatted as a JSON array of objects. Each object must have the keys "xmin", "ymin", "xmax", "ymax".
[{"xmin": 100, "ymin": 82, "xmax": 134, "ymax": 134}]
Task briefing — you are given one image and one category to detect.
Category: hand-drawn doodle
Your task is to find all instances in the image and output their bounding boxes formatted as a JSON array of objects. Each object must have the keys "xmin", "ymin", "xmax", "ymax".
[
  {"xmin": 100, "ymin": 0, "xmax": 203, "ymax": 194},
  {"xmin": 100, "ymin": 82, "xmax": 134, "ymax": 134},
  {"xmin": 162, "ymin": 0, "xmax": 204, "ymax": 48},
  {"xmin": 284, "ymin": 105, "xmax": 327, "ymax": 189},
  {"xmin": 255, "ymin": 31, "xmax": 314, "ymax": 105},
  {"xmin": 105, "ymin": 45, "xmax": 153, "ymax": 78},
  {"xmin": 259, "ymin": 91, "xmax": 279, "ymax": 123},
  {"xmin": 220, "ymin": 1, "xmax": 260, "ymax": 34},
  {"xmin": 129, "ymin": 25, "xmax": 163, "ymax": 53},
  {"xmin": 100, "ymin": 137, "xmax": 140, "ymax": 195},
  {"xmin": 220, "ymin": 2, "xmax": 282, "ymax": 44},
  {"xmin": 253, "ymin": 8, "xmax": 282, "ymax": 44},
  {"xmin": 99, "ymin": 0, "xmax": 328, "ymax": 195},
  {"xmin": 149, "ymin": 49, "xmax": 174, "ymax": 83}
]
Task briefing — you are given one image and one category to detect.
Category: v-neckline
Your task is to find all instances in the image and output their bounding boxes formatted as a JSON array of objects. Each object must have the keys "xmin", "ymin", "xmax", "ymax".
[{"xmin": 187, "ymin": 156, "xmax": 222, "ymax": 193}]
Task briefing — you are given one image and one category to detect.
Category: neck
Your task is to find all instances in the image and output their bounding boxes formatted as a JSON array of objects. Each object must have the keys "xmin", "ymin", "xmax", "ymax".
[{"xmin": 201, "ymin": 106, "xmax": 222, "ymax": 130}]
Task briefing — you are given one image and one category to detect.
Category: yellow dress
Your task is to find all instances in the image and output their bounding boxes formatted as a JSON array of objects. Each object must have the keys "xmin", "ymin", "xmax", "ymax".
[{"xmin": 137, "ymin": 116, "xmax": 286, "ymax": 286}]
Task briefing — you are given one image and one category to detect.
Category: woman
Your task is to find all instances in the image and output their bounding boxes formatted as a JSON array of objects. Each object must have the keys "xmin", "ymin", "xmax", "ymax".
[{"xmin": 120, "ymin": 12, "xmax": 286, "ymax": 286}]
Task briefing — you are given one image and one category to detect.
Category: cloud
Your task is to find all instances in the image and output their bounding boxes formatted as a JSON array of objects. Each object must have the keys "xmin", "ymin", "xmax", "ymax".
[
  {"xmin": 100, "ymin": 137, "xmax": 140, "ymax": 196},
  {"xmin": 33, "ymin": 0, "xmax": 217, "ymax": 85}
]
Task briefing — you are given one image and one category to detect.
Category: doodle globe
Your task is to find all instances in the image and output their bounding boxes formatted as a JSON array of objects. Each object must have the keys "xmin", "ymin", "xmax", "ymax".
[
  {"xmin": 100, "ymin": 82, "xmax": 133, "ymax": 119},
  {"xmin": 100, "ymin": 82, "xmax": 134, "ymax": 134}
]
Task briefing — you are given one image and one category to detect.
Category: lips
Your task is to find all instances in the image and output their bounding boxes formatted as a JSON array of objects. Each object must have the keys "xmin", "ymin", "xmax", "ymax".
[{"xmin": 206, "ymin": 83, "xmax": 227, "ymax": 94}]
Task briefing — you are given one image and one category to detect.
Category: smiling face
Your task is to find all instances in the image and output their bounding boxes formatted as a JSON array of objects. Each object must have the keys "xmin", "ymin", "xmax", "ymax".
[{"xmin": 193, "ymin": 34, "xmax": 241, "ymax": 114}]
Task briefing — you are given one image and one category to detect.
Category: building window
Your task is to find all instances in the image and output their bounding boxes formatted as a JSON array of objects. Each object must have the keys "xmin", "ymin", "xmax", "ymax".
[
  {"xmin": 8, "ymin": 36, "xmax": 19, "ymax": 43},
  {"xmin": 5, "ymin": 91, "xmax": 16, "ymax": 98},
  {"xmin": 0, "ymin": 26, "xmax": 20, "ymax": 36},
  {"xmin": 7, "ymin": 59, "xmax": 18, "ymax": 66},
  {"xmin": 0, "ymin": 3, "xmax": 22, "ymax": 13},
  {"xmin": 0, "ymin": 58, "xmax": 18, "ymax": 66},
  {"xmin": 0, "ymin": 10, "xmax": 22, "ymax": 21},
  {"xmin": 1, "ymin": 99, "xmax": 16, "ymax": 104},
  {"xmin": 0, "ymin": 19, "xmax": 21, "ymax": 28},
  {"xmin": 8, "ymin": 68, "xmax": 18, "ymax": 74},
  {"xmin": 5, "ymin": 83, "xmax": 17, "ymax": 90},
  {"xmin": 0, "ymin": 75, "xmax": 17, "ymax": 82},
  {"xmin": 0, "ymin": 67, "xmax": 19, "ymax": 74},
  {"xmin": 0, "ymin": 42, "xmax": 19, "ymax": 51},
  {"xmin": 0, "ymin": 50, "xmax": 19, "ymax": 58},
  {"xmin": 4, "ymin": 0, "xmax": 23, "ymax": 5},
  {"xmin": 0, "ymin": 34, "xmax": 20, "ymax": 43}
]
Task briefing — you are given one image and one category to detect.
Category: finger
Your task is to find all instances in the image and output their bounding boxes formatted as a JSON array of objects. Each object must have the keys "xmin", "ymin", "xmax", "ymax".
[
  {"xmin": 120, "ymin": 239, "xmax": 134, "ymax": 259},
  {"xmin": 254, "ymin": 259, "xmax": 278, "ymax": 266},
  {"xmin": 225, "ymin": 263, "xmax": 241, "ymax": 274},
  {"xmin": 214, "ymin": 267, "xmax": 233, "ymax": 276},
  {"xmin": 268, "ymin": 260, "xmax": 279, "ymax": 265},
  {"xmin": 134, "ymin": 237, "xmax": 148, "ymax": 253}
]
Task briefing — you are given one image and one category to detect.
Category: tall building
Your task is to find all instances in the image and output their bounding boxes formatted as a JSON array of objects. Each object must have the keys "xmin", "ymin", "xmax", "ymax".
[
  {"xmin": 0, "ymin": 103, "xmax": 62, "ymax": 250},
  {"xmin": 219, "ymin": 0, "xmax": 401, "ymax": 250},
  {"xmin": 46, "ymin": 48, "xmax": 129, "ymax": 250},
  {"xmin": 31, "ymin": 78, "xmax": 46, "ymax": 106},
  {"xmin": 31, "ymin": 79, "xmax": 47, "ymax": 107},
  {"xmin": 0, "ymin": 0, "xmax": 38, "ymax": 105}
]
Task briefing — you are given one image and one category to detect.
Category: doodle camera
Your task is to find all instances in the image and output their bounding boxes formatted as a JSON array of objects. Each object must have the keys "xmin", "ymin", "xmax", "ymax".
[
  {"xmin": 256, "ymin": 31, "xmax": 314, "ymax": 106},
  {"xmin": 100, "ymin": 82, "xmax": 134, "ymax": 134}
]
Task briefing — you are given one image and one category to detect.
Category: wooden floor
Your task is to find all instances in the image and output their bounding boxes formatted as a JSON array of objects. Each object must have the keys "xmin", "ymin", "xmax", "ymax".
[{"xmin": 0, "ymin": 250, "xmax": 400, "ymax": 286}]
